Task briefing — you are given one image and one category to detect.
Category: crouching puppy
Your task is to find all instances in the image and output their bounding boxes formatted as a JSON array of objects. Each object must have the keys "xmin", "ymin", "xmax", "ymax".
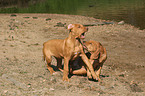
[
  {"xmin": 70, "ymin": 40, "xmax": 107, "ymax": 81},
  {"xmin": 43, "ymin": 24, "xmax": 98, "ymax": 81}
]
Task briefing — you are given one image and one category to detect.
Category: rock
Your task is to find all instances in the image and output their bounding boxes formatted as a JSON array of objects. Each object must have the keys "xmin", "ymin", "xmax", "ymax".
[
  {"xmin": 118, "ymin": 74, "xmax": 125, "ymax": 77},
  {"xmin": 83, "ymin": 22, "xmax": 114, "ymax": 27},
  {"xmin": 49, "ymin": 88, "xmax": 55, "ymax": 91},
  {"xmin": 118, "ymin": 21, "xmax": 125, "ymax": 25},
  {"xmin": 10, "ymin": 14, "xmax": 17, "ymax": 17},
  {"xmin": 103, "ymin": 22, "xmax": 114, "ymax": 25},
  {"xmin": 32, "ymin": 17, "xmax": 38, "ymax": 19},
  {"xmin": 46, "ymin": 18, "xmax": 51, "ymax": 21},
  {"xmin": 54, "ymin": 22, "xmax": 66, "ymax": 27},
  {"xmin": 23, "ymin": 17, "xmax": 30, "ymax": 19}
]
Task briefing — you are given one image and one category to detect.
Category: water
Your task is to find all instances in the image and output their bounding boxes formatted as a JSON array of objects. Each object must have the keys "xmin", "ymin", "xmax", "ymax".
[{"xmin": 0, "ymin": 0, "xmax": 145, "ymax": 29}]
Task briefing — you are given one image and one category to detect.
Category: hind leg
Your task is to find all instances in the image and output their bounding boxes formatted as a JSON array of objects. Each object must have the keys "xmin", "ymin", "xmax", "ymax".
[
  {"xmin": 95, "ymin": 63, "xmax": 103, "ymax": 82},
  {"xmin": 45, "ymin": 56, "xmax": 55, "ymax": 75},
  {"xmin": 95, "ymin": 66, "xmax": 102, "ymax": 82},
  {"xmin": 56, "ymin": 58, "xmax": 63, "ymax": 72}
]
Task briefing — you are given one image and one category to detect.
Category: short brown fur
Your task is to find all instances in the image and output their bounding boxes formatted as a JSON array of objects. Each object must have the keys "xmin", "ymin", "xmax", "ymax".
[
  {"xmin": 43, "ymin": 24, "xmax": 98, "ymax": 81},
  {"xmin": 71, "ymin": 40, "xmax": 107, "ymax": 81}
]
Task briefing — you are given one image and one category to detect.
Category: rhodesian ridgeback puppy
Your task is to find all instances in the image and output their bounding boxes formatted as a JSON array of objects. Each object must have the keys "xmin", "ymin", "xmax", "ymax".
[
  {"xmin": 43, "ymin": 24, "xmax": 98, "ymax": 81},
  {"xmin": 70, "ymin": 40, "xmax": 107, "ymax": 81}
]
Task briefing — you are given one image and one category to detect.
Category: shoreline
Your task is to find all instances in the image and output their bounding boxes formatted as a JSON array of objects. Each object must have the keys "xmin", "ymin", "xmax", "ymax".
[{"xmin": 1, "ymin": 13, "xmax": 144, "ymax": 30}]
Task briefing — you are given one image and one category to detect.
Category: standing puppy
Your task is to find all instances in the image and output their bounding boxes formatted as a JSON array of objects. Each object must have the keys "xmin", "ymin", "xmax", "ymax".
[
  {"xmin": 71, "ymin": 40, "xmax": 107, "ymax": 81},
  {"xmin": 43, "ymin": 24, "xmax": 98, "ymax": 81}
]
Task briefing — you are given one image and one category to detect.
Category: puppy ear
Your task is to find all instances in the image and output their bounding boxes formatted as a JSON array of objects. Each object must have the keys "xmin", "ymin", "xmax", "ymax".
[{"xmin": 68, "ymin": 24, "xmax": 74, "ymax": 30}]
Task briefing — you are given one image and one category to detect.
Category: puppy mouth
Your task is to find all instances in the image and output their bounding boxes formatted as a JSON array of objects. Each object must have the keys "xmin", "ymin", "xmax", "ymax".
[{"xmin": 80, "ymin": 33, "xmax": 85, "ymax": 39}]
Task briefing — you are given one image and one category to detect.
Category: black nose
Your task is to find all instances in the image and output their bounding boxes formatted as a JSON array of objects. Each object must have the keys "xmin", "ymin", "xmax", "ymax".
[{"xmin": 86, "ymin": 27, "xmax": 88, "ymax": 30}]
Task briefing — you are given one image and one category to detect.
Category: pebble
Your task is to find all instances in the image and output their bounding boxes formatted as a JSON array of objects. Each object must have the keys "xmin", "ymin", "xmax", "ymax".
[
  {"xmin": 118, "ymin": 21, "xmax": 125, "ymax": 25},
  {"xmin": 49, "ymin": 88, "xmax": 55, "ymax": 91}
]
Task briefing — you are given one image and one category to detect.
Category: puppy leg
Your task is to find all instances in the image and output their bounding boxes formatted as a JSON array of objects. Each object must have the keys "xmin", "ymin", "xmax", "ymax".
[
  {"xmin": 72, "ymin": 67, "xmax": 87, "ymax": 75},
  {"xmin": 86, "ymin": 59, "xmax": 94, "ymax": 79},
  {"xmin": 56, "ymin": 58, "xmax": 63, "ymax": 72},
  {"xmin": 45, "ymin": 55, "xmax": 55, "ymax": 75},
  {"xmin": 87, "ymin": 68, "xmax": 92, "ymax": 79},
  {"xmin": 63, "ymin": 58, "xmax": 70, "ymax": 81},
  {"xmin": 97, "ymin": 54, "xmax": 106, "ymax": 81},
  {"xmin": 81, "ymin": 53, "xmax": 97, "ymax": 80},
  {"xmin": 99, "ymin": 54, "xmax": 107, "ymax": 63},
  {"xmin": 95, "ymin": 66, "xmax": 102, "ymax": 82}
]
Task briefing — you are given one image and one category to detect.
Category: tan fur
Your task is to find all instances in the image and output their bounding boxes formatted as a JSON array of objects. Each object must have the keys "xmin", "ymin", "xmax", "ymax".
[
  {"xmin": 43, "ymin": 24, "xmax": 98, "ymax": 81},
  {"xmin": 71, "ymin": 40, "xmax": 107, "ymax": 81}
]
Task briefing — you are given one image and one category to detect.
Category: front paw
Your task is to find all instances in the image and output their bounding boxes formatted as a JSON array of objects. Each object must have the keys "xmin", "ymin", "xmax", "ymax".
[
  {"xmin": 98, "ymin": 78, "xmax": 101, "ymax": 82},
  {"xmin": 63, "ymin": 76, "xmax": 69, "ymax": 82},
  {"xmin": 87, "ymin": 74, "xmax": 92, "ymax": 79},
  {"xmin": 94, "ymin": 76, "xmax": 102, "ymax": 82},
  {"xmin": 87, "ymin": 70, "xmax": 92, "ymax": 79}
]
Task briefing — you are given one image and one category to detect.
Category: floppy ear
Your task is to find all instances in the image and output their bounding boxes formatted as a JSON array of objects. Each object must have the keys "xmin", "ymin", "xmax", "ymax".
[
  {"xmin": 90, "ymin": 49, "xmax": 100, "ymax": 60},
  {"xmin": 68, "ymin": 24, "xmax": 74, "ymax": 30}
]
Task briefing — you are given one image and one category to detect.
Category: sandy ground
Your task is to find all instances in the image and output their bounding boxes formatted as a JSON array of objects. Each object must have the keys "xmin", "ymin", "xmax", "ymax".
[{"xmin": 0, "ymin": 14, "xmax": 145, "ymax": 96}]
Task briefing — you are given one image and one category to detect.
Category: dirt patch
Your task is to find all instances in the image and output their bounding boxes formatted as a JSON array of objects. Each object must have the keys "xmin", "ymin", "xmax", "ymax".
[{"xmin": 0, "ymin": 14, "xmax": 145, "ymax": 96}]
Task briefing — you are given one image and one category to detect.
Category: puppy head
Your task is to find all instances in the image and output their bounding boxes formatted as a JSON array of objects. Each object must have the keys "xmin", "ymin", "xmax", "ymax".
[
  {"xmin": 83, "ymin": 41, "xmax": 97, "ymax": 52},
  {"xmin": 84, "ymin": 40, "xmax": 100, "ymax": 60},
  {"xmin": 68, "ymin": 24, "xmax": 88, "ymax": 39}
]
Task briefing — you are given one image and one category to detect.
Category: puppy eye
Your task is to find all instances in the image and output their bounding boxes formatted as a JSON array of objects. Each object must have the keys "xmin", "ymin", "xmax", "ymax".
[{"xmin": 78, "ymin": 26, "xmax": 81, "ymax": 28}]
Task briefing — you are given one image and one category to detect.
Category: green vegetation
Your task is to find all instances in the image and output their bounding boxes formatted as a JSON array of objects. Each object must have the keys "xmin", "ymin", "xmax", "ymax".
[{"xmin": 0, "ymin": 0, "xmax": 144, "ymax": 14}]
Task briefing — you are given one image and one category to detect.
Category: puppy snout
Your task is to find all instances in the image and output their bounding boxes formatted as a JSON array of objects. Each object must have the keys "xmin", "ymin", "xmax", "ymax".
[{"xmin": 85, "ymin": 27, "xmax": 88, "ymax": 31}]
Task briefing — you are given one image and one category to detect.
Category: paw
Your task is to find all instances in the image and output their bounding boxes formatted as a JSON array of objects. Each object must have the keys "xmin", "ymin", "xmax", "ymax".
[
  {"xmin": 87, "ymin": 74, "xmax": 92, "ymax": 79},
  {"xmin": 50, "ymin": 71, "xmax": 56, "ymax": 75},
  {"xmin": 98, "ymin": 78, "xmax": 101, "ymax": 82},
  {"xmin": 52, "ymin": 72, "xmax": 58, "ymax": 75},
  {"xmin": 95, "ymin": 77, "xmax": 102, "ymax": 82},
  {"xmin": 63, "ymin": 76, "xmax": 69, "ymax": 82}
]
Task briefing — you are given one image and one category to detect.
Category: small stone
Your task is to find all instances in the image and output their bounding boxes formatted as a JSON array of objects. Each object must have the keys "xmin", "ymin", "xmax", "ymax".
[
  {"xmin": 23, "ymin": 17, "xmax": 30, "ymax": 19},
  {"xmin": 46, "ymin": 18, "xmax": 51, "ymax": 21},
  {"xmin": 33, "ymin": 17, "xmax": 38, "ymax": 19},
  {"xmin": 4, "ymin": 90, "xmax": 8, "ymax": 93},
  {"xmin": 49, "ymin": 88, "xmax": 55, "ymax": 91},
  {"xmin": 118, "ymin": 21, "xmax": 125, "ymax": 25},
  {"xmin": 10, "ymin": 14, "xmax": 17, "ymax": 17}
]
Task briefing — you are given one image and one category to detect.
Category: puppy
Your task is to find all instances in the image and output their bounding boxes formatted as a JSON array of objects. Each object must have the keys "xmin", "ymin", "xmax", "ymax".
[
  {"xmin": 71, "ymin": 40, "xmax": 107, "ymax": 81},
  {"xmin": 43, "ymin": 24, "xmax": 98, "ymax": 81}
]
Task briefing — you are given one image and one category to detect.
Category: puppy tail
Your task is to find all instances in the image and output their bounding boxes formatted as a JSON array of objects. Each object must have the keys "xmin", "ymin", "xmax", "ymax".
[{"xmin": 42, "ymin": 48, "xmax": 46, "ymax": 61}]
